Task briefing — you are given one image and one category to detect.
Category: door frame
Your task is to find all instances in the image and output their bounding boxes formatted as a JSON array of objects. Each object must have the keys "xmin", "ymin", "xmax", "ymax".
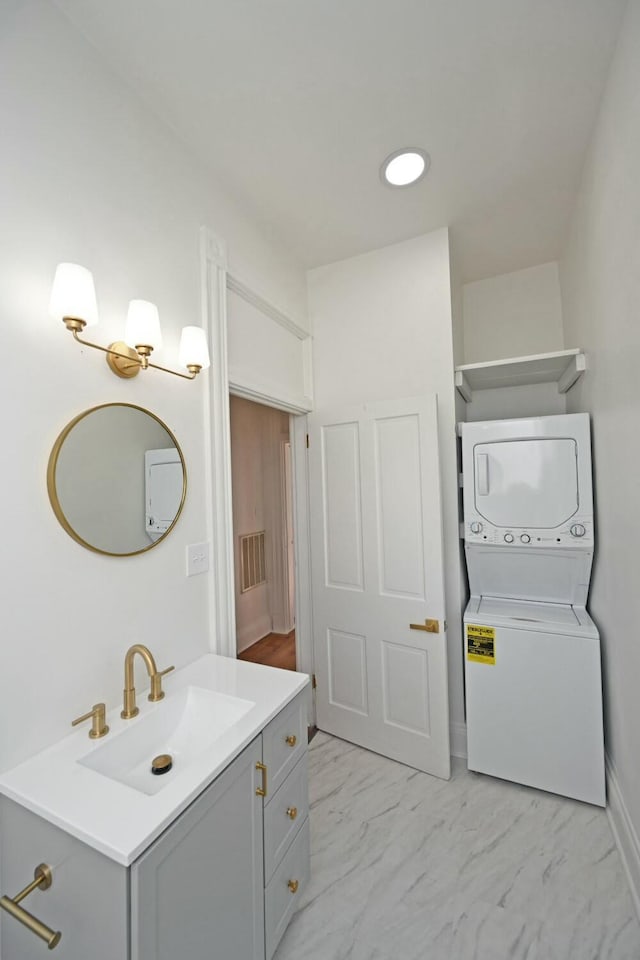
[
  {"xmin": 201, "ymin": 227, "xmax": 315, "ymax": 701},
  {"xmin": 280, "ymin": 437, "xmax": 295, "ymax": 635}
]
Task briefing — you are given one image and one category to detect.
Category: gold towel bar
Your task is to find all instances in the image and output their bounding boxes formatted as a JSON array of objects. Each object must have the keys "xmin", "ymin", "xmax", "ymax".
[{"xmin": 0, "ymin": 863, "xmax": 61, "ymax": 950}]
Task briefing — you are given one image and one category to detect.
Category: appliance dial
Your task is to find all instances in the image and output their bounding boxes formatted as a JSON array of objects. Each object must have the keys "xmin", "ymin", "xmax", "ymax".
[
  {"xmin": 470, "ymin": 522, "xmax": 483, "ymax": 534},
  {"xmin": 504, "ymin": 533, "xmax": 514, "ymax": 544},
  {"xmin": 520, "ymin": 534, "xmax": 531, "ymax": 544},
  {"xmin": 570, "ymin": 523, "xmax": 586, "ymax": 538}
]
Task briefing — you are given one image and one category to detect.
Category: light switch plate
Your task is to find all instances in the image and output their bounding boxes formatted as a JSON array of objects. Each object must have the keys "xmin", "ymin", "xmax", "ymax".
[{"xmin": 186, "ymin": 542, "xmax": 210, "ymax": 577}]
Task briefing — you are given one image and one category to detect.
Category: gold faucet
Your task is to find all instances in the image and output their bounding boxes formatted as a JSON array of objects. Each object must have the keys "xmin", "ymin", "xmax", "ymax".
[
  {"xmin": 71, "ymin": 702, "xmax": 109, "ymax": 739},
  {"xmin": 121, "ymin": 644, "xmax": 175, "ymax": 719}
]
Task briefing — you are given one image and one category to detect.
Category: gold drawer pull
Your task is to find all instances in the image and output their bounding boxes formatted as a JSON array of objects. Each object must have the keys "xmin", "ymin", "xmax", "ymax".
[
  {"xmin": 287, "ymin": 879, "xmax": 299, "ymax": 894},
  {"xmin": 256, "ymin": 761, "xmax": 268, "ymax": 797},
  {"xmin": 285, "ymin": 734, "xmax": 297, "ymax": 747},
  {"xmin": 286, "ymin": 806, "xmax": 298, "ymax": 821},
  {"xmin": 0, "ymin": 863, "xmax": 62, "ymax": 950}
]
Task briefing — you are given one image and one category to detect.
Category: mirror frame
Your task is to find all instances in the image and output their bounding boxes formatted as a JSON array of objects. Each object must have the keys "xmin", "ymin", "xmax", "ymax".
[{"xmin": 47, "ymin": 402, "xmax": 187, "ymax": 557}]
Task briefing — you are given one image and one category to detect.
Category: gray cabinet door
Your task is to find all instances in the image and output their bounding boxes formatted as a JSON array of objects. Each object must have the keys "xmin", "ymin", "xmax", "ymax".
[
  {"xmin": 0, "ymin": 798, "xmax": 128, "ymax": 960},
  {"xmin": 131, "ymin": 737, "xmax": 264, "ymax": 960}
]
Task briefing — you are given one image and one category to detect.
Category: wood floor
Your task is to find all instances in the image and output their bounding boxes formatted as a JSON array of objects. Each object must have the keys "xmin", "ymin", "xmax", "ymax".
[{"xmin": 238, "ymin": 630, "xmax": 296, "ymax": 671}]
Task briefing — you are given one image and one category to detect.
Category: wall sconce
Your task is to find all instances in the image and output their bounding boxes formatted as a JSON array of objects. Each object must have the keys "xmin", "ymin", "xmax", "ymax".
[{"xmin": 49, "ymin": 263, "xmax": 210, "ymax": 381}]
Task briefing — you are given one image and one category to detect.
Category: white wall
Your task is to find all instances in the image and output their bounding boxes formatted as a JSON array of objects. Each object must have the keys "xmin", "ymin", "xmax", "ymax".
[
  {"xmin": 227, "ymin": 289, "xmax": 311, "ymax": 412},
  {"xmin": 560, "ymin": 0, "xmax": 640, "ymax": 865},
  {"xmin": 229, "ymin": 397, "xmax": 291, "ymax": 651},
  {"xmin": 0, "ymin": 0, "xmax": 307, "ymax": 779},
  {"xmin": 308, "ymin": 229, "xmax": 466, "ymax": 740},
  {"xmin": 464, "ymin": 383, "xmax": 567, "ymax": 422},
  {"xmin": 463, "ymin": 262, "xmax": 564, "ymax": 363},
  {"xmin": 460, "ymin": 261, "xmax": 567, "ymax": 423}
]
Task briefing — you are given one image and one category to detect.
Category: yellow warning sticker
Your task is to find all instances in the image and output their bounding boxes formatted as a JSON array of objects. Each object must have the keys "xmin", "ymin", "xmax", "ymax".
[{"xmin": 467, "ymin": 624, "xmax": 496, "ymax": 664}]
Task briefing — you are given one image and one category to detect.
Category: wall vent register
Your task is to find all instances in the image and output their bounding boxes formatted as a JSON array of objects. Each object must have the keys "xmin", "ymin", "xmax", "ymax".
[{"xmin": 240, "ymin": 531, "xmax": 267, "ymax": 592}]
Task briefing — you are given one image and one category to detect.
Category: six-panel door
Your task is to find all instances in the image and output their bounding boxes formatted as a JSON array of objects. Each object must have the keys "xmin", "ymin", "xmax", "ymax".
[{"xmin": 308, "ymin": 396, "xmax": 450, "ymax": 778}]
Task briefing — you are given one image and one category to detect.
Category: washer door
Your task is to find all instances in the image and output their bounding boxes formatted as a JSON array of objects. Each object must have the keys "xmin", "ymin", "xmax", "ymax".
[{"xmin": 474, "ymin": 437, "xmax": 578, "ymax": 528}]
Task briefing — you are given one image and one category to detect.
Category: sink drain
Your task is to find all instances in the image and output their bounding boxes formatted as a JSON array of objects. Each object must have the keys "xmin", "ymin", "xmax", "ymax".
[{"xmin": 151, "ymin": 753, "xmax": 173, "ymax": 775}]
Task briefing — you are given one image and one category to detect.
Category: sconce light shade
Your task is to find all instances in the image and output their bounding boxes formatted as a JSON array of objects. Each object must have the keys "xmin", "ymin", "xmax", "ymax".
[
  {"xmin": 49, "ymin": 263, "xmax": 99, "ymax": 328},
  {"xmin": 125, "ymin": 300, "xmax": 162, "ymax": 351},
  {"xmin": 179, "ymin": 326, "xmax": 210, "ymax": 371}
]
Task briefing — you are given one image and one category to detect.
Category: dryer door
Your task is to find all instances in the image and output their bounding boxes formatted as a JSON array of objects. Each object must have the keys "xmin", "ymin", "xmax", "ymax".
[{"xmin": 474, "ymin": 437, "xmax": 578, "ymax": 529}]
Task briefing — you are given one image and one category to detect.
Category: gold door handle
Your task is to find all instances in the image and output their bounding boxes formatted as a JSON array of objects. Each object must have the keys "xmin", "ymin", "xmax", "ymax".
[
  {"xmin": 71, "ymin": 702, "xmax": 109, "ymax": 739},
  {"xmin": 285, "ymin": 734, "xmax": 297, "ymax": 747},
  {"xmin": 287, "ymin": 879, "xmax": 299, "ymax": 894},
  {"xmin": 256, "ymin": 761, "xmax": 268, "ymax": 797},
  {"xmin": 0, "ymin": 863, "xmax": 61, "ymax": 950},
  {"xmin": 286, "ymin": 806, "xmax": 298, "ymax": 821},
  {"xmin": 409, "ymin": 619, "xmax": 440, "ymax": 634}
]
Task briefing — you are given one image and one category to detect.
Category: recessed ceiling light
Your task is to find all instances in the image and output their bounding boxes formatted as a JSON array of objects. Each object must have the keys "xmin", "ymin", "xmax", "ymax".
[{"xmin": 381, "ymin": 149, "xmax": 430, "ymax": 187}]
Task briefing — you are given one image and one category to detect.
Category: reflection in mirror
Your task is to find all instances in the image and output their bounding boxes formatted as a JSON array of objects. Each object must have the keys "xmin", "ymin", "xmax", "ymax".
[{"xmin": 47, "ymin": 404, "xmax": 186, "ymax": 556}]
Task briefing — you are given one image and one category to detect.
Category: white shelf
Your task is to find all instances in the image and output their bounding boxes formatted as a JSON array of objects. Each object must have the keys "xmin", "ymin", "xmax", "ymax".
[{"xmin": 454, "ymin": 348, "xmax": 586, "ymax": 402}]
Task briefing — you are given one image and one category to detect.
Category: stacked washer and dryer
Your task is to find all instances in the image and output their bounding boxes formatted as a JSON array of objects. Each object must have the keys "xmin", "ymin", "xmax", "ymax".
[{"xmin": 461, "ymin": 413, "xmax": 605, "ymax": 806}]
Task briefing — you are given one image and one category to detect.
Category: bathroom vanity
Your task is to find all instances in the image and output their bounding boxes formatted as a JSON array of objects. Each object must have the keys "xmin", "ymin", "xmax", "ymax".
[{"xmin": 0, "ymin": 655, "xmax": 310, "ymax": 959}]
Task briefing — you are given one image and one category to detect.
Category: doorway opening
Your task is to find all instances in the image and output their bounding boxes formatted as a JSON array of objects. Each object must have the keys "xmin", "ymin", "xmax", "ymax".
[{"xmin": 229, "ymin": 395, "xmax": 297, "ymax": 671}]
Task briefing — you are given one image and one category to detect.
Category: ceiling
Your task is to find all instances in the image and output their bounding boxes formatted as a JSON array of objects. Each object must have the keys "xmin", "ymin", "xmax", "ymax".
[{"xmin": 55, "ymin": 0, "xmax": 625, "ymax": 282}]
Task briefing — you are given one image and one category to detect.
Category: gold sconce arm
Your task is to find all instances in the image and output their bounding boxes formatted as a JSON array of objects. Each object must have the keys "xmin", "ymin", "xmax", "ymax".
[
  {"xmin": 0, "ymin": 863, "xmax": 62, "ymax": 950},
  {"xmin": 70, "ymin": 327, "xmax": 200, "ymax": 381}
]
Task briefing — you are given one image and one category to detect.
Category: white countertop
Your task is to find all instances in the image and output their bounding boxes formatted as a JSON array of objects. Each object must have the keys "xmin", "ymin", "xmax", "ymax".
[{"xmin": 0, "ymin": 654, "xmax": 309, "ymax": 866}]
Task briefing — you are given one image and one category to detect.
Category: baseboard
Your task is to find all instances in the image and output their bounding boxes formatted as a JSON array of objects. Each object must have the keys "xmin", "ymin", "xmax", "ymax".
[
  {"xmin": 450, "ymin": 721, "xmax": 468, "ymax": 759},
  {"xmin": 606, "ymin": 753, "xmax": 640, "ymax": 920},
  {"xmin": 236, "ymin": 615, "xmax": 272, "ymax": 654}
]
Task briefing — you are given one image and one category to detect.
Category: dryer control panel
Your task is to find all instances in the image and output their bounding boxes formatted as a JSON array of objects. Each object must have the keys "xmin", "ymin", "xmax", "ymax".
[{"xmin": 464, "ymin": 517, "xmax": 594, "ymax": 548}]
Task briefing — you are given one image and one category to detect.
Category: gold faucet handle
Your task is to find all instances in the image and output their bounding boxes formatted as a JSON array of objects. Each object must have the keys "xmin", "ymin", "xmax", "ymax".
[
  {"xmin": 71, "ymin": 703, "xmax": 109, "ymax": 739},
  {"xmin": 149, "ymin": 665, "xmax": 175, "ymax": 702}
]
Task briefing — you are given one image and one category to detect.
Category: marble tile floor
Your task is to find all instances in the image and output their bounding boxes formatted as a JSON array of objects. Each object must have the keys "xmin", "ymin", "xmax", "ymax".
[{"xmin": 274, "ymin": 733, "xmax": 640, "ymax": 960}]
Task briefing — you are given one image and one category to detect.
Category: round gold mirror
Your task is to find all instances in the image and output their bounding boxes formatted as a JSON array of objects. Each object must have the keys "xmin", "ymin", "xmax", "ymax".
[{"xmin": 47, "ymin": 403, "xmax": 187, "ymax": 556}]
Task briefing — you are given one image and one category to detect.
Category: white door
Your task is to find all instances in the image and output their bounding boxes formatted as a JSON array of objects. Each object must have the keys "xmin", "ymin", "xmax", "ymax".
[{"xmin": 308, "ymin": 396, "xmax": 450, "ymax": 778}]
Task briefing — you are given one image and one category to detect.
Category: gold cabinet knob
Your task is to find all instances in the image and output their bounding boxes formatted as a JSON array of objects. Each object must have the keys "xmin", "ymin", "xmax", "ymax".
[
  {"xmin": 287, "ymin": 879, "xmax": 299, "ymax": 894},
  {"xmin": 286, "ymin": 806, "xmax": 298, "ymax": 821},
  {"xmin": 285, "ymin": 734, "xmax": 297, "ymax": 747}
]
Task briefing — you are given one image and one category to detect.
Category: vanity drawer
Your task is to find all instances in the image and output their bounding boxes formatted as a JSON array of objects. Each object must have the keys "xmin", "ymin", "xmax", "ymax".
[
  {"xmin": 264, "ymin": 753, "xmax": 308, "ymax": 882},
  {"xmin": 264, "ymin": 816, "xmax": 310, "ymax": 960},
  {"xmin": 263, "ymin": 690, "xmax": 307, "ymax": 800}
]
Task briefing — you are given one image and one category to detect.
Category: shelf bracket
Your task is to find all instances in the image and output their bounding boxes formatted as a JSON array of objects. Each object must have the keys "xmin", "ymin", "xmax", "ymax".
[
  {"xmin": 454, "ymin": 370, "xmax": 472, "ymax": 403},
  {"xmin": 557, "ymin": 353, "xmax": 586, "ymax": 394}
]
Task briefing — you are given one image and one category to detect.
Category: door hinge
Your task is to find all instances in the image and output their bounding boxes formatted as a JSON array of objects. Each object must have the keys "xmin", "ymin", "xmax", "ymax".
[
  {"xmin": 312, "ymin": 673, "xmax": 317, "ymax": 689},
  {"xmin": 306, "ymin": 433, "xmax": 310, "ymax": 449}
]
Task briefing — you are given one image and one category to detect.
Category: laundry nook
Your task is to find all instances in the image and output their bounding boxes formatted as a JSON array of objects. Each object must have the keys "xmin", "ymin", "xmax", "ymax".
[{"xmin": 462, "ymin": 413, "xmax": 604, "ymax": 806}]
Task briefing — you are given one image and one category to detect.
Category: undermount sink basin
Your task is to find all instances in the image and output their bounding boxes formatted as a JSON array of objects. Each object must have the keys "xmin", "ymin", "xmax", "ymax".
[{"xmin": 79, "ymin": 686, "xmax": 255, "ymax": 795}]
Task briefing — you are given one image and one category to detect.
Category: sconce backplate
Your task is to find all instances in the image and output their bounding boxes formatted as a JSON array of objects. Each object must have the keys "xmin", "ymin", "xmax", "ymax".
[{"xmin": 106, "ymin": 341, "xmax": 141, "ymax": 379}]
